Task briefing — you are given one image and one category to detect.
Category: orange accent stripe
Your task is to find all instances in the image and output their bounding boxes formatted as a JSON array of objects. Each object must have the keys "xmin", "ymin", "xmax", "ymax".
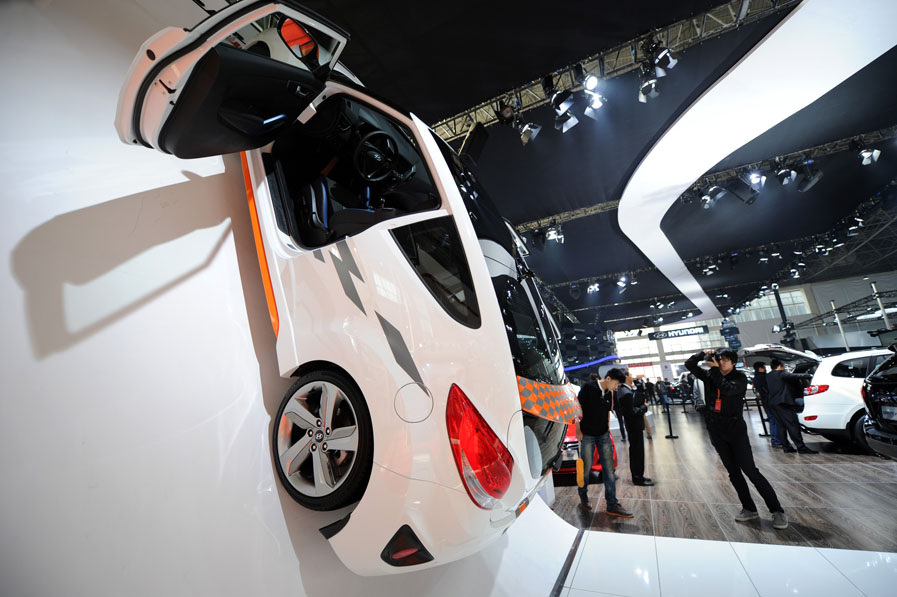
[{"xmin": 240, "ymin": 151, "xmax": 279, "ymax": 337}]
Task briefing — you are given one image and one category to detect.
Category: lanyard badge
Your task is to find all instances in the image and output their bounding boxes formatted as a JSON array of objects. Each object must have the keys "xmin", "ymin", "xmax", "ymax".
[{"xmin": 714, "ymin": 388, "xmax": 722, "ymax": 412}]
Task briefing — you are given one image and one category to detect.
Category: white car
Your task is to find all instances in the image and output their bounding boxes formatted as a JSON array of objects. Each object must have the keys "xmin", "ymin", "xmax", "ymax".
[
  {"xmin": 115, "ymin": 1, "xmax": 580, "ymax": 576},
  {"xmin": 742, "ymin": 344, "xmax": 891, "ymax": 451}
]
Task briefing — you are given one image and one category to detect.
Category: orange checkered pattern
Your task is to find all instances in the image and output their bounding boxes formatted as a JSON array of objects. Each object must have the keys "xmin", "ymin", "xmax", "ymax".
[{"xmin": 517, "ymin": 376, "xmax": 582, "ymax": 423}]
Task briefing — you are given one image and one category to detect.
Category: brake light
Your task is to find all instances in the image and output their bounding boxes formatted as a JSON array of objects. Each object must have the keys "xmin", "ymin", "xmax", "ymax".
[
  {"xmin": 804, "ymin": 384, "xmax": 829, "ymax": 396},
  {"xmin": 446, "ymin": 384, "xmax": 514, "ymax": 509},
  {"xmin": 804, "ymin": 415, "xmax": 818, "ymax": 421}
]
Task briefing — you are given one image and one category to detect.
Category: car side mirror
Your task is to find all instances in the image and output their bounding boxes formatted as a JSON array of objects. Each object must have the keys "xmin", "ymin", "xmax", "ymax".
[{"xmin": 279, "ymin": 18, "xmax": 318, "ymax": 61}]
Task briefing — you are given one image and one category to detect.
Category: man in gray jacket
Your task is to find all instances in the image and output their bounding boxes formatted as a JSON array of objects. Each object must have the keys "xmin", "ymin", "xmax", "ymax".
[{"xmin": 766, "ymin": 359, "xmax": 817, "ymax": 454}]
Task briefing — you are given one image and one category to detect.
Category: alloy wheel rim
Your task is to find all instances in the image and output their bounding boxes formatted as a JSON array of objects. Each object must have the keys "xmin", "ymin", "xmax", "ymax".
[{"xmin": 276, "ymin": 381, "xmax": 360, "ymax": 498}]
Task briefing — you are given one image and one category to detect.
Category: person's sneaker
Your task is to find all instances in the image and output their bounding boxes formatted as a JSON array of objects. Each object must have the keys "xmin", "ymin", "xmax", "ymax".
[
  {"xmin": 772, "ymin": 511, "xmax": 789, "ymax": 530},
  {"xmin": 734, "ymin": 508, "xmax": 760, "ymax": 522},
  {"xmin": 606, "ymin": 503, "xmax": 634, "ymax": 518},
  {"xmin": 797, "ymin": 446, "xmax": 818, "ymax": 454},
  {"xmin": 579, "ymin": 495, "xmax": 592, "ymax": 510}
]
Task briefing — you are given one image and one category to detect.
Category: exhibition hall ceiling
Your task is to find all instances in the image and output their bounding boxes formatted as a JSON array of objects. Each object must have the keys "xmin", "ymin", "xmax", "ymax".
[{"xmin": 219, "ymin": 0, "xmax": 897, "ymax": 330}]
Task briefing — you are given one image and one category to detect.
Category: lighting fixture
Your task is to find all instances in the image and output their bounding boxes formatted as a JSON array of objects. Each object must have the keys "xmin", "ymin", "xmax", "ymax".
[
  {"xmin": 551, "ymin": 90, "xmax": 579, "ymax": 133},
  {"xmin": 569, "ymin": 284, "xmax": 581, "ymax": 300},
  {"xmin": 546, "ymin": 224, "xmax": 564, "ymax": 243},
  {"xmin": 519, "ymin": 122, "xmax": 541, "ymax": 146},
  {"xmin": 748, "ymin": 171, "xmax": 767, "ymax": 191},
  {"xmin": 641, "ymin": 38, "xmax": 678, "ymax": 77},
  {"xmin": 860, "ymin": 147, "xmax": 881, "ymax": 165},
  {"xmin": 851, "ymin": 139, "xmax": 881, "ymax": 165},
  {"xmin": 541, "ymin": 74, "xmax": 555, "ymax": 97},
  {"xmin": 758, "ymin": 249, "xmax": 769, "ymax": 264},
  {"xmin": 616, "ymin": 275, "xmax": 627, "ymax": 288},
  {"xmin": 637, "ymin": 62, "xmax": 659, "ymax": 103},
  {"xmin": 584, "ymin": 74, "xmax": 599, "ymax": 91},
  {"xmin": 687, "ymin": 312, "xmax": 693, "ymax": 317},
  {"xmin": 531, "ymin": 228, "xmax": 547, "ymax": 250},
  {"xmin": 630, "ymin": 272, "xmax": 638, "ymax": 285},
  {"xmin": 701, "ymin": 185, "xmax": 726, "ymax": 209},
  {"xmin": 495, "ymin": 98, "xmax": 516, "ymax": 125},
  {"xmin": 797, "ymin": 163, "xmax": 823, "ymax": 192},
  {"xmin": 776, "ymin": 164, "xmax": 797, "ymax": 186},
  {"xmin": 587, "ymin": 283, "xmax": 600, "ymax": 294}
]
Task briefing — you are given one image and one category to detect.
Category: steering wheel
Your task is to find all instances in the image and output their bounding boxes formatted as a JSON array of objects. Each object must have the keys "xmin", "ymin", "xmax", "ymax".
[{"xmin": 353, "ymin": 130, "xmax": 399, "ymax": 182}]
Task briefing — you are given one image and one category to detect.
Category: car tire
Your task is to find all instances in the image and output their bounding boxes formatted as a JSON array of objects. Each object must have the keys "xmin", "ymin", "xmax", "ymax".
[
  {"xmin": 850, "ymin": 413, "xmax": 873, "ymax": 455},
  {"xmin": 273, "ymin": 370, "xmax": 374, "ymax": 511}
]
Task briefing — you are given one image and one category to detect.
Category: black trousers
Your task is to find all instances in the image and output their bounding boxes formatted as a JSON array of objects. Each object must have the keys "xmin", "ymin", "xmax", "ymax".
[
  {"xmin": 624, "ymin": 417, "xmax": 645, "ymax": 479},
  {"xmin": 768, "ymin": 403, "xmax": 807, "ymax": 449},
  {"xmin": 707, "ymin": 416, "xmax": 783, "ymax": 513},
  {"xmin": 615, "ymin": 409, "xmax": 627, "ymax": 440}
]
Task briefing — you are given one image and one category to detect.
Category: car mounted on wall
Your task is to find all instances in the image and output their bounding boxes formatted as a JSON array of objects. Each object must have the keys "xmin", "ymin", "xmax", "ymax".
[{"xmin": 115, "ymin": 0, "xmax": 581, "ymax": 576}]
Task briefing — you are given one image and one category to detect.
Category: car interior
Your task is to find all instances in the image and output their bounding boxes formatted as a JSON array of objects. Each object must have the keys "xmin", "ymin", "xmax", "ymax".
[{"xmin": 264, "ymin": 93, "xmax": 440, "ymax": 248}]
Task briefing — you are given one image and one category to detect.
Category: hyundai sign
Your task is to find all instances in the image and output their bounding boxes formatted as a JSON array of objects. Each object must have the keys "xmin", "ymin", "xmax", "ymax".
[{"xmin": 649, "ymin": 325, "xmax": 708, "ymax": 340}]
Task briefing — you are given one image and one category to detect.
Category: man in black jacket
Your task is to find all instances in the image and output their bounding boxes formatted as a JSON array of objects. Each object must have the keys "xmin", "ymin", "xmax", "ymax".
[
  {"xmin": 618, "ymin": 371, "xmax": 653, "ymax": 486},
  {"xmin": 766, "ymin": 359, "xmax": 817, "ymax": 454},
  {"xmin": 753, "ymin": 362, "xmax": 781, "ymax": 447},
  {"xmin": 685, "ymin": 349, "xmax": 788, "ymax": 530},
  {"xmin": 575, "ymin": 369, "xmax": 634, "ymax": 517}
]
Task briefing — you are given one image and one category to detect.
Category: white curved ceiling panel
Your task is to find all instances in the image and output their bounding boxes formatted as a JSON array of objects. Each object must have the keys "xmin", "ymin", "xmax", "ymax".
[{"xmin": 618, "ymin": 0, "xmax": 897, "ymax": 321}]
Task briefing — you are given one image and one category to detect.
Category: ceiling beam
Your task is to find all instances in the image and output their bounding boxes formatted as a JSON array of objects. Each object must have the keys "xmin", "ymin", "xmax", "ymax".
[{"xmin": 430, "ymin": 0, "xmax": 800, "ymax": 143}]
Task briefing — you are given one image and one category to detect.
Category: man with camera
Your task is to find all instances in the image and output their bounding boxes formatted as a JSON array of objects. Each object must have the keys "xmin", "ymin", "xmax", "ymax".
[{"xmin": 685, "ymin": 349, "xmax": 788, "ymax": 530}]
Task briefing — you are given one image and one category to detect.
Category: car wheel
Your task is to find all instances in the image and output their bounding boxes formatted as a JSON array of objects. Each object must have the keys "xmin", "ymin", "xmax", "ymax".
[
  {"xmin": 273, "ymin": 370, "xmax": 373, "ymax": 511},
  {"xmin": 850, "ymin": 414, "xmax": 873, "ymax": 455}
]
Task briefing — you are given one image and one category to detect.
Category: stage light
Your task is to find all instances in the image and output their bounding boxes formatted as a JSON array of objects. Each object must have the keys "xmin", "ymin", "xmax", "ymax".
[
  {"xmin": 641, "ymin": 38, "xmax": 678, "ymax": 77},
  {"xmin": 701, "ymin": 185, "xmax": 726, "ymax": 209},
  {"xmin": 584, "ymin": 74, "xmax": 599, "ymax": 91},
  {"xmin": 495, "ymin": 98, "xmax": 516, "ymax": 125},
  {"xmin": 551, "ymin": 90, "xmax": 579, "ymax": 133},
  {"xmin": 637, "ymin": 62, "xmax": 659, "ymax": 103},
  {"xmin": 541, "ymin": 74, "xmax": 555, "ymax": 97},
  {"xmin": 587, "ymin": 283, "xmax": 599, "ymax": 293},
  {"xmin": 687, "ymin": 312, "xmax": 694, "ymax": 318},
  {"xmin": 531, "ymin": 229, "xmax": 547, "ymax": 250},
  {"xmin": 617, "ymin": 275, "xmax": 627, "ymax": 288},
  {"xmin": 748, "ymin": 171, "xmax": 767, "ymax": 191},
  {"xmin": 630, "ymin": 272, "xmax": 638, "ymax": 285},
  {"xmin": 569, "ymin": 284, "xmax": 581, "ymax": 300},
  {"xmin": 546, "ymin": 223, "xmax": 564, "ymax": 243},
  {"xmin": 758, "ymin": 249, "xmax": 769, "ymax": 264},
  {"xmin": 860, "ymin": 147, "xmax": 881, "ymax": 165},
  {"xmin": 797, "ymin": 164, "xmax": 823, "ymax": 192},
  {"xmin": 776, "ymin": 163, "xmax": 797, "ymax": 185},
  {"xmin": 519, "ymin": 122, "xmax": 541, "ymax": 145}
]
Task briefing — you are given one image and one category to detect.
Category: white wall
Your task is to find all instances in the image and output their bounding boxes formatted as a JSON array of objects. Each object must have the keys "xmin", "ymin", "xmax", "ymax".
[{"xmin": 0, "ymin": 2, "xmax": 573, "ymax": 595}]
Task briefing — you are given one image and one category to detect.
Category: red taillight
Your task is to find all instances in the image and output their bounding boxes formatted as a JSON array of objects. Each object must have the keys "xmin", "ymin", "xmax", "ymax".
[
  {"xmin": 861, "ymin": 386, "xmax": 866, "ymax": 401},
  {"xmin": 804, "ymin": 415, "xmax": 818, "ymax": 421},
  {"xmin": 804, "ymin": 384, "xmax": 829, "ymax": 396},
  {"xmin": 446, "ymin": 384, "xmax": 514, "ymax": 509}
]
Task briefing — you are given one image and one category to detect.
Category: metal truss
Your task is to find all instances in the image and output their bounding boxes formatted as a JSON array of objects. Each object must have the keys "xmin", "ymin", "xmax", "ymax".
[
  {"xmin": 514, "ymin": 125, "xmax": 897, "ymax": 233},
  {"xmin": 431, "ymin": 0, "xmax": 799, "ymax": 143},
  {"xmin": 794, "ymin": 289, "xmax": 897, "ymax": 330}
]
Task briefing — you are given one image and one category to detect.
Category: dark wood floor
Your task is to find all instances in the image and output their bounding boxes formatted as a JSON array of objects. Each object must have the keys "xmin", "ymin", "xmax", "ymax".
[{"xmin": 550, "ymin": 400, "xmax": 897, "ymax": 552}]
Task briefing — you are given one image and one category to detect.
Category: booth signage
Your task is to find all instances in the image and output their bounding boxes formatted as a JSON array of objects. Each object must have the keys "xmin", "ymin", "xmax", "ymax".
[{"xmin": 649, "ymin": 326, "xmax": 708, "ymax": 340}]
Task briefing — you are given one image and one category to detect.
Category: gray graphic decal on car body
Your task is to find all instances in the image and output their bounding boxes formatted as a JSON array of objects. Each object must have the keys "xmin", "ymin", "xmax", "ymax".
[
  {"xmin": 331, "ymin": 239, "xmax": 366, "ymax": 315},
  {"xmin": 376, "ymin": 312, "xmax": 424, "ymax": 385}
]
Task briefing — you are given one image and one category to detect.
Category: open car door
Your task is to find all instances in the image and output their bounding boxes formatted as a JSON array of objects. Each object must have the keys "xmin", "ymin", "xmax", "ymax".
[{"xmin": 115, "ymin": 0, "xmax": 349, "ymax": 158}]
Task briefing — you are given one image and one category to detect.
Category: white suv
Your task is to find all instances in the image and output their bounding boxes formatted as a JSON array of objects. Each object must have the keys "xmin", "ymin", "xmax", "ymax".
[{"xmin": 803, "ymin": 349, "xmax": 892, "ymax": 451}]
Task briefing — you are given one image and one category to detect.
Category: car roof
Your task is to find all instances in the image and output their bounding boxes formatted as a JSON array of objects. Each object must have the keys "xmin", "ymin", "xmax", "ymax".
[{"xmin": 819, "ymin": 348, "xmax": 892, "ymax": 362}]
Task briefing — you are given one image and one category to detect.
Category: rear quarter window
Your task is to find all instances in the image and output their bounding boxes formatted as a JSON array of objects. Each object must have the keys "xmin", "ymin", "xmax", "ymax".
[
  {"xmin": 392, "ymin": 216, "xmax": 481, "ymax": 328},
  {"xmin": 831, "ymin": 357, "xmax": 870, "ymax": 379},
  {"xmin": 870, "ymin": 354, "xmax": 897, "ymax": 380}
]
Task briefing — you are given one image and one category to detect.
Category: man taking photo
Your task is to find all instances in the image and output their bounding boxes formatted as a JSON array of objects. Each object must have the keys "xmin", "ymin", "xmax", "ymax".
[
  {"xmin": 685, "ymin": 349, "xmax": 788, "ymax": 530},
  {"xmin": 618, "ymin": 371, "xmax": 653, "ymax": 486},
  {"xmin": 575, "ymin": 369, "xmax": 634, "ymax": 517}
]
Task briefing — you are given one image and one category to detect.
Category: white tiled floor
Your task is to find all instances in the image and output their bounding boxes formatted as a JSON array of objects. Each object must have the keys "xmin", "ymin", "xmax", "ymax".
[{"xmin": 564, "ymin": 531, "xmax": 897, "ymax": 597}]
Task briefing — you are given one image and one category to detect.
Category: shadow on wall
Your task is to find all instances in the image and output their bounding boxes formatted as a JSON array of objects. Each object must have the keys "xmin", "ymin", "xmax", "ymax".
[{"xmin": 11, "ymin": 170, "xmax": 235, "ymax": 360}]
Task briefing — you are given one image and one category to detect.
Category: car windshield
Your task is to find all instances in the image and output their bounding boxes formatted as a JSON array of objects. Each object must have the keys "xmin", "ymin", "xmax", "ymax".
[{"xmin": 432, "ymin": 133, "xmax": 565, "ymax": 386}]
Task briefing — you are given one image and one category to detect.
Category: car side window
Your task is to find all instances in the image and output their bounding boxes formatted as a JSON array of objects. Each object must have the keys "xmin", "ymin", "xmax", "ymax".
[
  {"xmin": 870, "ymin": 354, "xmax": 889, "ymax": 372},
  {"xmin": 392, "ymin": 216, "xmax": 481, "ymax": 328},
  {"xmin": 831, "ymin": 357, "xmax": 869, "ymax": 378}
]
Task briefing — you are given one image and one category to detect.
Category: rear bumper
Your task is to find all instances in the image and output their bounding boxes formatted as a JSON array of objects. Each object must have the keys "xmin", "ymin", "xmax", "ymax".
[
  {"xmin": 864, "ymin": 420, "xmax": 897, "ymax": 461},
  {"xmin": 328, "ymin": 463, "xmax": 532, "ymax": 575}
]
